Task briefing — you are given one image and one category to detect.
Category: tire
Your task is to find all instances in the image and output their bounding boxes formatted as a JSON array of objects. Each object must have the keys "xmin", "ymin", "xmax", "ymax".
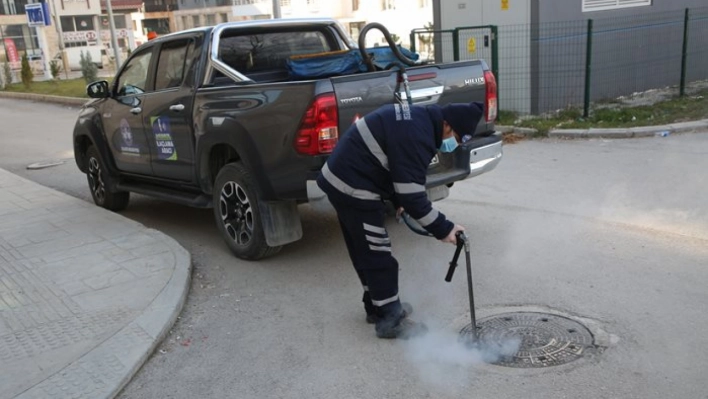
[
  {"xmin": 85, "ymin": 145, "xmax": 130, "ymax": 211},
  {"xmin": 213, "ymin": 163, "xmax": 282, "ymax": 260}
]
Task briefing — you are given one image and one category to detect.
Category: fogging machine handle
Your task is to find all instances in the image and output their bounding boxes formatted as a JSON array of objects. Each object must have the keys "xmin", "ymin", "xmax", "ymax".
[{"xmin": 445, "ymin": 231, "xmax": 468, "ymax": 282}]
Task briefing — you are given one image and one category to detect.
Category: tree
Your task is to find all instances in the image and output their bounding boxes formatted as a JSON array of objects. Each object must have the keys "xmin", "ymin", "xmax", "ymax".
[
  {"xmin": 418, "ymin": 22, "xmax": 435, "ymax": 59},
  {"xmin": 49, "ymin": 60, "xmax": 62, "ymax": 80},
  {"xmin": 1, "ymin": 62, "xmax": 12, "ymax": 90},
  {"xmin": 80, "ymin": 51, "xmax": 98, "ymax": 83},
  {"xmin": 20, "ymin": 53, "xmax": 34, "ymax": 89}
]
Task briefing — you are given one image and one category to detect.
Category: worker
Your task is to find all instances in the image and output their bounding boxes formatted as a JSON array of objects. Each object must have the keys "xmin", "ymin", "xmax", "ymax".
[
  {"xmin": 316, "ymin": 101, "xmax": 484, "ymax": 339},
  {"xmin": 147, "ymin": 31, "xmax": 157, "ymax": 41}
]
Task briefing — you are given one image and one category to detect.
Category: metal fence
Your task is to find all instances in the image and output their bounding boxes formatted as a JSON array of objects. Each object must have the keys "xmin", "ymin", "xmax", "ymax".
[{"xmin": 411, "ymin": 7, "xmax": 708, "ymax": 117}]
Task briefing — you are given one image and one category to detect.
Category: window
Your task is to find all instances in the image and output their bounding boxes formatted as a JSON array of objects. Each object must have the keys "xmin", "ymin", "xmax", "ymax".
[
  {"xmin": 418, "ymin": 0, "xmax": 429, "ymax": 7},
  {"xmin": 220, "ymin": 13, "xmax": 229, "ymax": 22},
  {"xmin": 154, "ymin": 39, "xmax": 192, "ymax": 90},
  {"xmin": 349, "ymin": 21, "xmax": 365, "ymax": 41},
  {"xmin": 192, "ymin": 15, "xmax": 200, "ymax": 28},
  {"xmin": 117, "ymin": 49, "xmax": 153, "ymax": 96},
  {"xmin": 206, "ymin": 14, "xmax": 216, "ymax": 26},
  {"xmin": 182, "ymin": 15, "xmax": 189, "ymax": 29},
  {"xmin": 352, "ymin": 0, "xmax": 359, "ymax": 11},
  {"xmin": 280, "ymin": 0, "xmax": 291, "ymax": 6},
  {"xmin": 219, "ymin": 31, "xmax": 332, "ymax": 72},
  {"xmin": 60, "ymin": 15, "xmax": 96, "ymax": 32},
  {"xmin": 382, "ymin": 0, "xmax": 395, "ymax": 10},
  {"xmin": 0, "ymin": 0, "xmax": 28, "ymax": 15},
  {"xmin": 582, "ymin": 0, "xmax": 652, "ymax": 12}
]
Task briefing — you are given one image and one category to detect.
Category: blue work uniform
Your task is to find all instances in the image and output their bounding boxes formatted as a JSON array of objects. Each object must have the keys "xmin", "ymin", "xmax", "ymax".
[{"xmin": 316, "ymin": 103, "xmax": 455, "ymax": 322}]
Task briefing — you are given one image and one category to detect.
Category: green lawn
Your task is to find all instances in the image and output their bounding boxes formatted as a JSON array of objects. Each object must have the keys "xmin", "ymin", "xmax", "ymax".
[
  {"xmin": 500, "ymin": 89, "xmax": 708, "ymax": 135},
  {"xmin": 4, "ymin": 78, "xmax": 89, "ymax": 98}
]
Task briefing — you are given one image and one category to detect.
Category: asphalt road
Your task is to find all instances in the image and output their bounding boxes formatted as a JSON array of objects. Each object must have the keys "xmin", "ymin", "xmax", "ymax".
[{"xmin": 2, "ymin": 98, "xmax": 707, "ymax": 399}]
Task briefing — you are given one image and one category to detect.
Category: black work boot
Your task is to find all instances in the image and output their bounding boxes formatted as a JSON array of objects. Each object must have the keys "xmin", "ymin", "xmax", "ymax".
[
  {"xmin": 374, "ymin": 301, "xmax": 427, "ymax": 339},
  {"xmin": 376, "ymin": 318, "xmax": 429, "ymax": 340},
  {"xmin": 366, "ymin": 302, "xmax": 413, "ymax": 324}
]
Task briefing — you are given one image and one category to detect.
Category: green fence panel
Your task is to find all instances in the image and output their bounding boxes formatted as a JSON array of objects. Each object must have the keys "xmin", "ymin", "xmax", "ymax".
[
  {"xmin": 409, "ymin": 29, "xmax": 455, "ymax": 64},
  {"xmin": 686, "ymin": 6, "xmax": 708, "ymax": 89}
]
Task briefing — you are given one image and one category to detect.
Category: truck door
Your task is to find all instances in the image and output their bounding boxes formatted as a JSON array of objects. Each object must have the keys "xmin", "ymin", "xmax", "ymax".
[
  {"xmin": 142, "ymin": 37, "xmax": 198, "ymax": 182},
  {"xmin": 103, "ymin": 46, "xmax": 155, "ymax": 176}
]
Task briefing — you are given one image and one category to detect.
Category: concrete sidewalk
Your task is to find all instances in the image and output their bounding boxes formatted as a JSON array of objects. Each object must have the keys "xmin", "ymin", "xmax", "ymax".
[{"xmin": 0, "ymin": 168, "xmax": 191, "ymax": 399}]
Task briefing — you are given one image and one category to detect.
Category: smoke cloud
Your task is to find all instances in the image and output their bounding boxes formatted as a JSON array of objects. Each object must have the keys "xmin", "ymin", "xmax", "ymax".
[{"xmin": 402, "ymin": 327, "xmax": 521, "ymax": 393}]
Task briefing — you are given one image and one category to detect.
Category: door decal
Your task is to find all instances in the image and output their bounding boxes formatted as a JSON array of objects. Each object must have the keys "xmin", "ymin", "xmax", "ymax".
[
  {"xmin": 119, "ymin": 118, "xmax": 141, "ymax": 156},
  {"xmin": 150, "ymin": 116, "xmax": 178, "ymax": 161}
]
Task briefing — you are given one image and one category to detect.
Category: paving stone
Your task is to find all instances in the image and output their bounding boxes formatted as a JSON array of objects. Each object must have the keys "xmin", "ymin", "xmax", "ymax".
[{"xmin": 0, "ymin": 167, "xmax": 190, "ymax": 399}]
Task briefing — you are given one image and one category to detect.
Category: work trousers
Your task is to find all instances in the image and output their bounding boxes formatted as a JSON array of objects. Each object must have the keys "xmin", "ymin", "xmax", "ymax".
[{"xmin": 330, "ymin": 199, "xmax": 404, "ymax": 320}]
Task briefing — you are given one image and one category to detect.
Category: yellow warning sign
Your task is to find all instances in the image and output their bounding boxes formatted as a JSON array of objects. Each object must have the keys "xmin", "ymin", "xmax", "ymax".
[
  {"xmin": 467, "ymin": 38, "xmax": 477, "ymax": 54},
  {"xmin": 502, "ymin": 0, "xmax": 509, "ymax": 10}
]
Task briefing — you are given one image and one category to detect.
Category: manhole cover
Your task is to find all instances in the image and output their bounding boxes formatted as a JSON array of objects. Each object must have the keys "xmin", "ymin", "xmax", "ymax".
[{"xmin": 460, "ymin": 312, "xmax": 596, "ymax": 368}]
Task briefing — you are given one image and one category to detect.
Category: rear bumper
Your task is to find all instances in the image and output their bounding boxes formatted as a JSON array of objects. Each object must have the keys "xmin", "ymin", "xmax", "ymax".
[
  {"xmin": 306, "ymin": 132, "xmax": 503, "ymax": 210},
  {"xmin": 465, "ymin": 135, "xmax": 503, "ymax": 180}
]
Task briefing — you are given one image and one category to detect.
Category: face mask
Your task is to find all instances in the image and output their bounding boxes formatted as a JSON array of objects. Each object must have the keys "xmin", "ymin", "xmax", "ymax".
[{"xmin": 439, "ymin": 136, "xmax": 459, "ymax": 153}]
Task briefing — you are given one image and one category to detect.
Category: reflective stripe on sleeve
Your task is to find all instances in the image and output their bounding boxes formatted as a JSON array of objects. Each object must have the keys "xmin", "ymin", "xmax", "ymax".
[
  {"xmin": 322, "ymin": 164, "xmax": 381, "ymax": 201},
  {"xmin": 417, "ymin": 209, "xmax": 439, "ymax": 227},
  {"xmin": 356, "ymin": 118, "xmax": 389, "ymax": 171},
  {"xmin": 393, "ymin": 182, "xmax": 426, "ymax": 194}
]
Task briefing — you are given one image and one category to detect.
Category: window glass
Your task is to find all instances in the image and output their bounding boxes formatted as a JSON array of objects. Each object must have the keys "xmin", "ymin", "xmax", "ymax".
[
  {"xmin": 75, "ymin": 15, "xmax": 95, "ymax": 31},
  {"xmin": 154, "ymin": 39, "xmax": 192, "ymax": 90},
  {"xmin": 219, "ymin": 31, "xmax": 331, "ymax": 72},
  {"xmin": 60, "ymin": 16, "xmax": 74, "ymax": 32},
  {"xmin": 116, "ymin": 48, "xmax": 153, "ymax": 96}
]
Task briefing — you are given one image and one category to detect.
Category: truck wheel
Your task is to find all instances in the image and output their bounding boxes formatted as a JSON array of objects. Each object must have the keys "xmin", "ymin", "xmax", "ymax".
[
  {"xmin": 86, "ymin": 145, "xmax": 130, "ymax": 211},
  {"xmin": 213, "ymin": 163, "xmax": 282, "ymax": 260}
]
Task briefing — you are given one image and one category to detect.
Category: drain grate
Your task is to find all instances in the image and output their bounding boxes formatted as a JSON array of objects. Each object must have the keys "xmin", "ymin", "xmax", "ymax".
[{"xmin": 460, "ymin": 312, "xmax": 596, "ymax": 368}]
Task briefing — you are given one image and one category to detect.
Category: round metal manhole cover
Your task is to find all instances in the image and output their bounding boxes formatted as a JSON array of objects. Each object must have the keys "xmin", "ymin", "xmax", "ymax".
[{"xmin": 460, "ymin": 312, "xmax": 596, "ymax": 368}]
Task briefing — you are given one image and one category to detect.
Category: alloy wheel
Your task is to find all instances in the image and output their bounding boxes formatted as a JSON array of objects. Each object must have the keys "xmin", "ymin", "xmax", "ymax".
[
  {"xmin": 219, "ymin": 181, "xmax": 254, "ymax": 246},
  {"xmin": 87, "ymin": 156, "xmax": 106, "ymax": 203}
]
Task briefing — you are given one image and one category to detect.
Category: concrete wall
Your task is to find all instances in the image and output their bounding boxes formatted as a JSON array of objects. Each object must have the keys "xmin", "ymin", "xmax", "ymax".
[
  {"xmin": 535, "ymin": 0, "xmax": 707, "ymax": 23},
  {"xmin": 530, "ymin": 1, "xmax": 708, "ymax": 114}
]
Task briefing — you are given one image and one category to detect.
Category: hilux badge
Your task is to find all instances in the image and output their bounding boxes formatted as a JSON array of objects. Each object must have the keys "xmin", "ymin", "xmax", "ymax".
[{"xmin": 465, "ymin": 77, "xmax": 485, "ymax": 86}]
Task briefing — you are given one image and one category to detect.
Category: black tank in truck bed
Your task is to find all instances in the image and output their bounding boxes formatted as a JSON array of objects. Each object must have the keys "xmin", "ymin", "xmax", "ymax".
[{"xmin": 73, "ymin": 18, "xmax": 502, "ymax": 260}]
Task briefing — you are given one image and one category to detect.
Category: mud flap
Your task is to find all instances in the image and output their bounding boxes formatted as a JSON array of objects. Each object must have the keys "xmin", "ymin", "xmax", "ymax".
[{"xmin": 258, "ymin": 200, "xmax": 303, "ymax": 247}]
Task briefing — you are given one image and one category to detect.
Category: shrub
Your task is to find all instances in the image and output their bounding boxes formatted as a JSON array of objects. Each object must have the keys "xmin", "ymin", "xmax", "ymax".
[
  {"xmin": 1, "ymin": 62, "xmax": 12, "ymax": 89},
  {"xmin": 49, "ymin": 59, "xmax": 62, "ymax": 80},
  {"xmin": 80, "ymin": 51, "xmax": 98, "ymax": 83},
  {"xmin": 20, "ymin": 54, "xmax": 33, "ymax": 88}
]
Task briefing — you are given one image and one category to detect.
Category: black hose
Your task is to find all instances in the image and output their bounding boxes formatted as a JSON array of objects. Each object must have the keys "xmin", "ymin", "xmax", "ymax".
[
  {"xmin": 401, "ymin": 212, "xmax": 433, "ymax": 237},
  {"xmin": 358, "ymin": 22, "xmax": 418, "ymax": 72}
]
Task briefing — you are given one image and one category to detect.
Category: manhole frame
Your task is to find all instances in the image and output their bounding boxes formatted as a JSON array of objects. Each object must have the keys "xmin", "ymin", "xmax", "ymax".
[{"xmin": 459, "ymin": 310, "xmax": 601, "ymax": 369}]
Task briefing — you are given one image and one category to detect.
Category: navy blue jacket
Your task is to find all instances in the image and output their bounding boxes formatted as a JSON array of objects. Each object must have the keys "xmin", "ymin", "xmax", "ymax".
[{"xmin": 317, "ymin": 103, "xmax": 454, "ymax": 239}]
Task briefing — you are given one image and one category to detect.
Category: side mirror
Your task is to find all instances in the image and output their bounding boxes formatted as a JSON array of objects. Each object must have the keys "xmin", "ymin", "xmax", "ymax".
[{"xmin": 86, "ymin": 80, "xmax": 110, "ymax": 99}]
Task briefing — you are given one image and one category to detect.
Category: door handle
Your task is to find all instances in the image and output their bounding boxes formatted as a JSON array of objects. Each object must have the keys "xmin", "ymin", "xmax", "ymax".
[
  {"xmin": 130, "ymin": 107, "xmax": 142, "ymax": 114},
  {"xmin": 170, "ymin": 104, "xmax": 185, "ymax": 112}
]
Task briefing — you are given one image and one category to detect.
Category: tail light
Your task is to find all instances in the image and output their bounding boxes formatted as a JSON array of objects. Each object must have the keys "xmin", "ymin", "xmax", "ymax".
[
  {"xmin": 484, "ymin": 70, "xmax": 498, "ymax": 123},
  {"xmin": 295, "ymin": 93, "xmax": 339, "ymax": 155}
]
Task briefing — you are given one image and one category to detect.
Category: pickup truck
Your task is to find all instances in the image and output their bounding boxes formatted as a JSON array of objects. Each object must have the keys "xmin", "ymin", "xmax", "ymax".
[{"xmin": 74, "ymin": 18, "xmax": 503, "ymax": 260}]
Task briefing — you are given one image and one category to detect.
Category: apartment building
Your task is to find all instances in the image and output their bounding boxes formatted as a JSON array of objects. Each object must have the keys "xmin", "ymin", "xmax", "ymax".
[{"xmin": 143, "ymin": 0, "xmax": 432, "ymax": 48}]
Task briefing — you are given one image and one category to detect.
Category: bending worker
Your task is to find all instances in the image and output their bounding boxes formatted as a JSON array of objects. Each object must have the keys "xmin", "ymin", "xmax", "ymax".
[{"xmin": 316, "ymin": 101, "xmax": 484, "ymax": 339}]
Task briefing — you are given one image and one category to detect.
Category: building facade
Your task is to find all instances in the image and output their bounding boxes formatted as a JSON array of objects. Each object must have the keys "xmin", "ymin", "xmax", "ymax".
[{"xmin": 434, "ymin": 0, "xmax": 708, "ymax": 114}]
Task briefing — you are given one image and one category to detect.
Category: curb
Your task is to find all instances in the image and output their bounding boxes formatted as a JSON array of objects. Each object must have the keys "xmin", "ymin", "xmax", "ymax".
[
  {"xmin": 0, "ymin": 91, "xmax": 87, "ymax": 106},
  {"xmin": 498, "ymin": 119, "xmax": 708, "ymax": 139}
]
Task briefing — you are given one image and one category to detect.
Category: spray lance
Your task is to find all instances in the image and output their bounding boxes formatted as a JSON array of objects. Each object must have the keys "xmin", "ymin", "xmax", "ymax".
[{"xmin": 400, "ymin": 212, "xmax": 478, "ymax": 342}]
